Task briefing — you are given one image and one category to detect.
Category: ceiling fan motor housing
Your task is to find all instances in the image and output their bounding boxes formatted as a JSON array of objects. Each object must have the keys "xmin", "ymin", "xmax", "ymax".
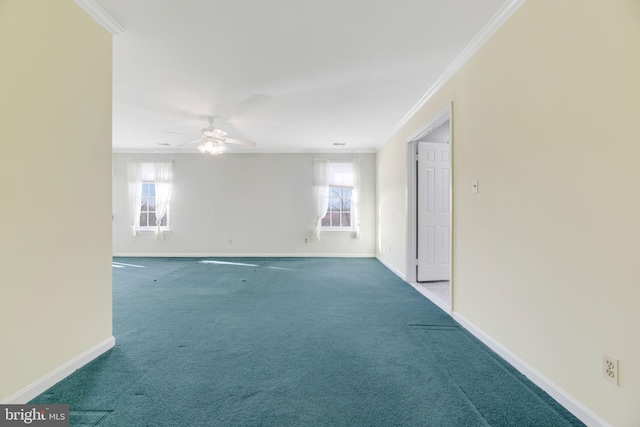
[{"xmin": 201, "ymin": 126, "xmax": 227, "ymax": 139}]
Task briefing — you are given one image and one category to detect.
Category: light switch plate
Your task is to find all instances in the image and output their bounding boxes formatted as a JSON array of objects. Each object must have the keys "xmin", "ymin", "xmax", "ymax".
[{"xmin": 472, "ymin": 179, "xmax": 478, "ymax": 194}]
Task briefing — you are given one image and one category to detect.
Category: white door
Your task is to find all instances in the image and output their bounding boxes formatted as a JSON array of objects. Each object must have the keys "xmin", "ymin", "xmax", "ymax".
[{"xmin": 417, "ymin": 141, "xmax": 451, "ymax": 282}]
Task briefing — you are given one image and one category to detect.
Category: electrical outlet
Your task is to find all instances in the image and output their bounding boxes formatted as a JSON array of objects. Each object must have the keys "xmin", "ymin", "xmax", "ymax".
[{"xmin": 603, "ymin": 354, "xmax": 619, "ymax": 385}]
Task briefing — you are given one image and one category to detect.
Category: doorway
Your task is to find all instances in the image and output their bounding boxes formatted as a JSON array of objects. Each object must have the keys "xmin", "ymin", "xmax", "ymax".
[{"xmin": 405, "ymin": 104, "xmax": 452, "ymax": 314}]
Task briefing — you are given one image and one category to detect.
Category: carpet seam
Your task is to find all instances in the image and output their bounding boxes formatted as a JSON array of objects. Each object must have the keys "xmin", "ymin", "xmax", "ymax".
[
  {"xmin": 409, "ymin": 328, "xmax": 492, "ymax": 426},
  {"xmin": 455, "ymin": 329, "xmax": 581, "ymax": 426}
]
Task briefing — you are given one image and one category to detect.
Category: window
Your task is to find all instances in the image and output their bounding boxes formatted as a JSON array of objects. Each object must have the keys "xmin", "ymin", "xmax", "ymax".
[
  {"xmin": 321, "ymin": 162, "xmax": 355, "ymax": 231},
  {"xmin": 128, "ymin": 161, "xmax": 173, "ymax": 238},
  {"xmin": 139, "ymin": 181, "xmax": 167, "ymax": 228},
  {"xmin": 313, "ymin": 159, "xmax": 360, "ymax": 240},
  {"xmin": 322, "ymin": 186, "xmax": 352, "ymax": 228}
]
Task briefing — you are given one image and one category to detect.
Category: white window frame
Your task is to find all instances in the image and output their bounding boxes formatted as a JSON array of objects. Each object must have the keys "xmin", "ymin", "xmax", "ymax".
[
  {"xmin": 134, "ymin": 163, "xmax": 171, "ymax": 233},
  {"xmin": 320, "ymin": 163, "xmax": 356, "ymax": 232},
  {"xmin": 321, "ymin": 185, "xmax": 354, "ymax": 232}
]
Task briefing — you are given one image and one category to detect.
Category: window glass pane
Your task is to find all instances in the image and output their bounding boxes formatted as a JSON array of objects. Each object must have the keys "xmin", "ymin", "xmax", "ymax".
[
  {"xmin": 148, "ymin": 198, "xmax": 156, "ymax": 211},
  {"xmin": 149, "ymin": 213, "xmax": 157, "ymax": 225},
  {"xmin": 330, "ymin": 187, "xmax": 341, "ymax": 197},
  {"xmin": 321, "ymin": 214, "xmax": 330, "ymax": 227},
  {"xmin": 342, "ymin": 213, "xmax": 351, "ymax": 227},
  {"xmin": 329, "ymin": 198, "xmax": 340, "ymax": 212},
  {"xmin": 149, "ymin": 183, "xmax": 156, "ymax": 197},
  {"xmin": 141, "ymin": 200, "xmax": 149, "ymax": 212},
  {"xmin": 330, "ymin": 213, "xmax": 340, "ymax": 226},
  {"xmin": 342, "ymin": 188, "xmax": 352, "ymax": 197},
  {"xmin": 140, "ymin": 213, "xmax": 147, "ymax": 227},
  {"xmin": 160, "ymin": 215, "xmax": 167, "ymax": 226},
  {"xmin": 142, "ymin": 183, "xmax": 150, "ymax": 197}
]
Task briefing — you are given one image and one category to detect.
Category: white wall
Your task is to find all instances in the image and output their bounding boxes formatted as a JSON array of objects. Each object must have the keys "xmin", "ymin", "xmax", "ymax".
[
  {"xmin": 377, "ymin": 0, "xmax": 640, "ymax": 425},
  {"xmin": 113, "ymin": 153, "xmax": 376, "ymax": 256},
  {"xmin": 0, "ymin": 0, "xmax": 113, "ymax": 402}
]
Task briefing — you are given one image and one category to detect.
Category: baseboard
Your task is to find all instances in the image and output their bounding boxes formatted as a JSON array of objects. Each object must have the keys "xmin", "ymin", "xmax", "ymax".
[
  {"xmin": 113, "ymin": 253, "xmax": 376, "ymax": 258},
  {"xmin": 2, "ymin": 336, "xmax": 116, "ymax": 404},
  {"xmin": 375, "ymin": 256, "xmax": 406, "ymax": 280},
  {"xmin": 452, "ymin": 312, "xmax": 610, "ymax": 427},
  {"xmin": 408, "ymin": 282, "xmax": 451, "ymax": 314}
]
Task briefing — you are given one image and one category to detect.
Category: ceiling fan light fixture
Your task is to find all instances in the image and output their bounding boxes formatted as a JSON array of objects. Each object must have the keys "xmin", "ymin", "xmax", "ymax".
[
  {"xmin": 202, "ymin": 127, "xmax": 227, "ymax": 138},
  {"xmin": 198, "ymin": 139, "xmax": 227, "ymax": 155}
]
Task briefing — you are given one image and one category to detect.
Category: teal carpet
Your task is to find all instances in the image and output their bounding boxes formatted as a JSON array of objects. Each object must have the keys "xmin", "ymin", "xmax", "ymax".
[{"xmin": 32, "ymin": 257, "xmax": 584, "ymax": 426}]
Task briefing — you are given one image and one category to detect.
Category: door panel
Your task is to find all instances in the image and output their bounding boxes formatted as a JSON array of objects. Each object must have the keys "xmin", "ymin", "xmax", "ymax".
[{"xmin": 417, "ymin": 141, "xmax": 451, "ymax": 282}]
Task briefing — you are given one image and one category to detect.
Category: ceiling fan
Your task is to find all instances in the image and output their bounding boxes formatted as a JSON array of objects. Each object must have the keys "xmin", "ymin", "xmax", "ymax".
[{"xmin": 168, "ymin": 117, "xmax": 256, "ymax": 155}]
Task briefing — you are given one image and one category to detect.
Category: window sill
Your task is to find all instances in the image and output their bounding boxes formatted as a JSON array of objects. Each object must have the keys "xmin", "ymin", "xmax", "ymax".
[
  {"xmin": 134, "ymin": 228, "xmax": 172, "ymax": 234},
  {"xmin": 320, "ymin": 228, "xmax": 355, "ymax": 234}
]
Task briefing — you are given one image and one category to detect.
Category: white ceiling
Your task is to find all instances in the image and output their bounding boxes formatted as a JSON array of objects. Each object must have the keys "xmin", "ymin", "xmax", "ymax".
[{"xmin": 95, "ymin": 0, "xmax": 509, "ymax": 153}]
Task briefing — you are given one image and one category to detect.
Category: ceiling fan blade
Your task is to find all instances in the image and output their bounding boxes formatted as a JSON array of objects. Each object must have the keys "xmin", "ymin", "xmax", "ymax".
[
  {"xmin": 174, "ymin": 138, "xmax": 202, "ymax": 147},
  {"xmin": 223, "ymin": 137, "xmax": 256, "ymax": 147}
]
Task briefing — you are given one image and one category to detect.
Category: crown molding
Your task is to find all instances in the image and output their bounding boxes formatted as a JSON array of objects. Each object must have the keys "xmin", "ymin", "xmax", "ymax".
[
  {"xmin": 74, "ymin": 0, "xmax": 125, "ymax": 35},
  {"xmin": 382, "ymin": 0, "xmax": 527, "ymax": 149}
]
